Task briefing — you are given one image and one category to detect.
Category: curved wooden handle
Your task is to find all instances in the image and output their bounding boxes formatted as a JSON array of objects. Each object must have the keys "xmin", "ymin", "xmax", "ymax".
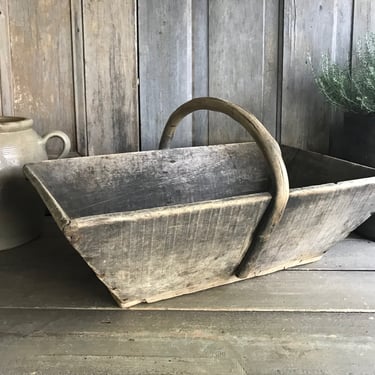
[{"xmin": 159, "ymin": 97, "xmax": 289, "ymax": 278}]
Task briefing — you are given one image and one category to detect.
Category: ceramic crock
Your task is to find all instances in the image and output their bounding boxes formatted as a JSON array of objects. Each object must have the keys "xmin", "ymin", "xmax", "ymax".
[{"xmin": 0, "ymin": 116, "xmax": 71, "ymax": 250}]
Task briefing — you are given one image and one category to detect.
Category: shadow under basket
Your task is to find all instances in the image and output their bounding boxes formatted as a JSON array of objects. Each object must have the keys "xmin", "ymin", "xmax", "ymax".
[{"xmin": 23, "ymin": 98, "xmax": 375, "ymax": 308}]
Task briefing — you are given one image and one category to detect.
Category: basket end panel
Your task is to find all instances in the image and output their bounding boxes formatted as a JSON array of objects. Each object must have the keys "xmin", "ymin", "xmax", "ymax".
[
  {"xmin": 240, "ymin": 182, "xmax": 375, "ymax": 277},
  {"xmin": 67, "ymin": 195, "xmax": 271, "ymax": 307},
  {"xmin": 23, "ymin": 164, "xmax": 71, "ymax": 231}
]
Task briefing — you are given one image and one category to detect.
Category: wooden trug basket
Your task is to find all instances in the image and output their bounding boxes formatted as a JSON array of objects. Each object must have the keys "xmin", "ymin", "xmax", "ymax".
[{"xmin": 24, "ymin": 98, "xmax": 375, "ymax": 308}]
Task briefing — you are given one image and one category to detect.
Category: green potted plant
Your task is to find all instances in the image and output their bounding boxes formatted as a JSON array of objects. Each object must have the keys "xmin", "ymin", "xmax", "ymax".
[{"xmin": 315, "ymin": 33, "xmax": 375, "ymax": 240}]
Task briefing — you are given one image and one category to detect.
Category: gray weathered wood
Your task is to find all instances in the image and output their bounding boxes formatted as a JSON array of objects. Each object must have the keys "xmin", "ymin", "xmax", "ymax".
[
  {"xmin": 243, "ymin": 167, "xmax": 375, "ymax": 277},
  {"xmin": 208, "ymin": 0, "xmax": 279, "ymax": 144},
  {"xmin": 138, "ymin": 0, "xmax": 193, "ymax": 150},
  {"xmin": 1, "ymin": 310, "xmax": 375, "ymax": 375},
  {"xmin": 137, "ymin": 270, "xmax": 375, "ymax": 312},
  {"xmin": 25, "ymin": 143, "xmax": 271, "ymax": 217},
  {"xmin": 8, "ymin": 0, "xmax": 77, "ymax": 155},
  {"xmin": 282, "ymin": 145, "xmax": 375, "ymax": 188},
  {"xmin": 1, "ymin": 218, "xmax": 375, "ymax": 311},
  {"xmin": 296, "ymin": 236, "xmax": 375, "ymax": 271},
  {"xmin": 0, "ymin": 0, "xmax": 13, "ymax": 115},
  {"xmin": 70, "ymin": 0, "xmax": 87, "ymax": 155},
  {"xmin": 25, "ymin": 95, "xmax": 293, "ymax": 308},
  {"xmin": 192, "ymin": 0, "xmax": 209, "ymax": 146},
  {"xmin": 24, "ymin": 136, "xmax": 375, "ymax": 308},
  {"xmin": 352, "ymin": 0, "xmax": 375, "ymax": 46},
  {"xmin": 83, "ymin": 0, "xmax": 139, "ymax": 155},
  {"xmin": 159, "ymin": 98, "xmax": 290, "ymax": 278},
  {"xmin": 281, "ymin": 0, "xmax": 353, "ymax": 152}
]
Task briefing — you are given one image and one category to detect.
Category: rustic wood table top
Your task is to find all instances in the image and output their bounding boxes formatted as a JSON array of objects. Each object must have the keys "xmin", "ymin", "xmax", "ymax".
[{"xmin": 1, "ymin": 218, "xmax": 375, "ymax": 374}]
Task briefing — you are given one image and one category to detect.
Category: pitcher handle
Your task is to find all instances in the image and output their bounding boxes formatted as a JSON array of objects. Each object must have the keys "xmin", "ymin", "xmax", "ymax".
[{"xmin": 41, "ymin": 131, "xmax": 71, "ymax": 159}]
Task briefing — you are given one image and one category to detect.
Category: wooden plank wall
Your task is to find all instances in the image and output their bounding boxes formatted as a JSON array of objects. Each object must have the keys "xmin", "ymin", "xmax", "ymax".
[
  {"xmin": 281, "ymin": 0, "xmax": 352, "ymax": 152},
  {"xmin": 0, "ymin": 0, "xmax": 138, "ymax": 157},
  {"xmin": 0, "ymin": 1, "xmax": 373, "ymax": 154},
  {"xmin": 138, "ymin": 0, "xmax": 193, "ymax": 150},
  {"xmin": 208, "ymin": 0, "xmax": 279, "ymax": 145}
]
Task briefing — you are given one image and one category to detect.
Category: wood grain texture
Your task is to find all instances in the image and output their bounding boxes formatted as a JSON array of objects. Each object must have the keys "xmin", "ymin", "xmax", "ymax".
[
  {"xmin": 8, "ymin": 0, "xmax": 77, "ymax": 155},
  {"xmin": 23, "ymin": 142, "xmax": 275, "ymax": 306},
  {"xmin": 281, "ymin": 0, "xmax": 352, "ymax": 152},
  {"xmin": 24, "ymin": 141, "xmax": 375, "ymax": 307},
  {"xmin": 136, "ymin": 270, "xmax": 375, "ymax": 312},
  {"xmin": 25, "ymin": 143, "xmax": 271, "ymax": 218},
  {"xmin": 83, "ymin": 0, "xmax": 138, "ymax": 155},
  {"xmin": 1, "ymin": 310, "xmax": 375, "ymax": 374},
  {"xmin": 72, "ymin": 195, "xmax": 269, "ymax": 307},
  {"xmin": 296, "ymin": 236, "xmax": 375, "ymax": 271},
  {"xmin": 1, "ymin": 218, "xmax": 375, "ymax": 311},
  {"xmin": 70, "ymin": 0, "xmax": 87, "ymax": 155},
  {"xmin": 352, "ymin": 0, "xmax": 375, "ymax": 44},
  {"xmin": 208, "ymin": 0, "xmax": 279, "ymax": 144},
  {"xmin": 244, "ymin": 175, "xmax": 375, "ymax": 277},
  {"xmin": 0, "ymin": 0, "xmax": 13, "ymax": 115},
  {"xmin": 282, "ymin": 145, "xmax": 375, "ymax": 188},
  {"xmin": 192, "ymin": 0, "xmax": 209, "ymax": 146},
  {"xmin": 158, "ymin": 98, "xmax": 290, "ymax": 278},
  {"xmin": 138, "ymin": 0, "xmax": 193, "ymax": 150}
]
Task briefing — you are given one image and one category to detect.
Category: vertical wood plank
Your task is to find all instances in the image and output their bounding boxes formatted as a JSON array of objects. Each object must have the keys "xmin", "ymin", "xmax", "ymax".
[
  {"xmin": 138, "ymin": 0, "xmax": 193, "ymax": 151},
  {"xmin": 8, "ymin": 0, "xmax": 77, "ymax": 155},
  {"xmin": 70, "ymin": 0, "xmax": 87, "ymax": 155},
  {"xmin": 83, "ymin": 0, "xmax": 139, "ymax": 155},
  {"xmin": 0, "ymin": 0, "xmax": 13, "ymax": 115},
  {"xmin": 352, "ymin": 0, "xmax": 375, "ymax": 42},
  {"xmin": 208, "ymin": 0, "xmax": 279, "ymax": 145},
  {"xmin": 281, "ymin": 0, "xmax": 352, "ymax": 153},
  {"xmin": 192, "ymin": 0, "xmax": 209, "ymax": 146}
]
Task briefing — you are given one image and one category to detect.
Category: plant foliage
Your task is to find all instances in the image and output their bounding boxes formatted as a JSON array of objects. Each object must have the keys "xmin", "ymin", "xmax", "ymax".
[{"xmin": 315, "ymin": 33, "xmax": 375, "ymax": 114}]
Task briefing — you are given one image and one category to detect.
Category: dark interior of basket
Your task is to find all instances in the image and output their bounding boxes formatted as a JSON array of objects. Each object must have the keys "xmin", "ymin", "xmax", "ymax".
[{"xmin": 25, "ymin": 143, "xmax": 375, "ymax": 219}]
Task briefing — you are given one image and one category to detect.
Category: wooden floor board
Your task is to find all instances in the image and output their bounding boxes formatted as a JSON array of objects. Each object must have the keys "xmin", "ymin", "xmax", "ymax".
[
  {"xmin": 134, "ymin": 270, "xmax": 375, "ymax": 312},
  {"xmin": 1, "ymin": 309, "xmax": 374, "ymax": 374},
  {"xmin": 294, "ymin": 236, "xmax": 375, "ymax": 271}
]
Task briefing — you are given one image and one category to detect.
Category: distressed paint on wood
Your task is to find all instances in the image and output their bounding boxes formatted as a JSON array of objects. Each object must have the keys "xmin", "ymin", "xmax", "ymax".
[
  {"xmin": 281, "ymin": 0, "xmax": 352, "ymax": 152},
  {"xmin": 83, "ymin": 0, "xmax": 139, "ymax": 155},
  {"xmin": 208, "ymin": 0, "xmax": 279, "ymax": 144},
  {"xmin": 138, "ymin": 0, "xmax": 193, "ymax": 150},
  {"xmin": 8, "ymin": 0, "xmax": 77, "ymax": 155},
  {"xmin": 0, "ymin": 0, "xmax": 13, "ymax": 115}
]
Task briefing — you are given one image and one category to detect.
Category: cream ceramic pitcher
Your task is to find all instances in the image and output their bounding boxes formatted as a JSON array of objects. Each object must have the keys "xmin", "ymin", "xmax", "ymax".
[{"xmin": 0, "ymin": 116, "xmax": 71, "ymax": 250}]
